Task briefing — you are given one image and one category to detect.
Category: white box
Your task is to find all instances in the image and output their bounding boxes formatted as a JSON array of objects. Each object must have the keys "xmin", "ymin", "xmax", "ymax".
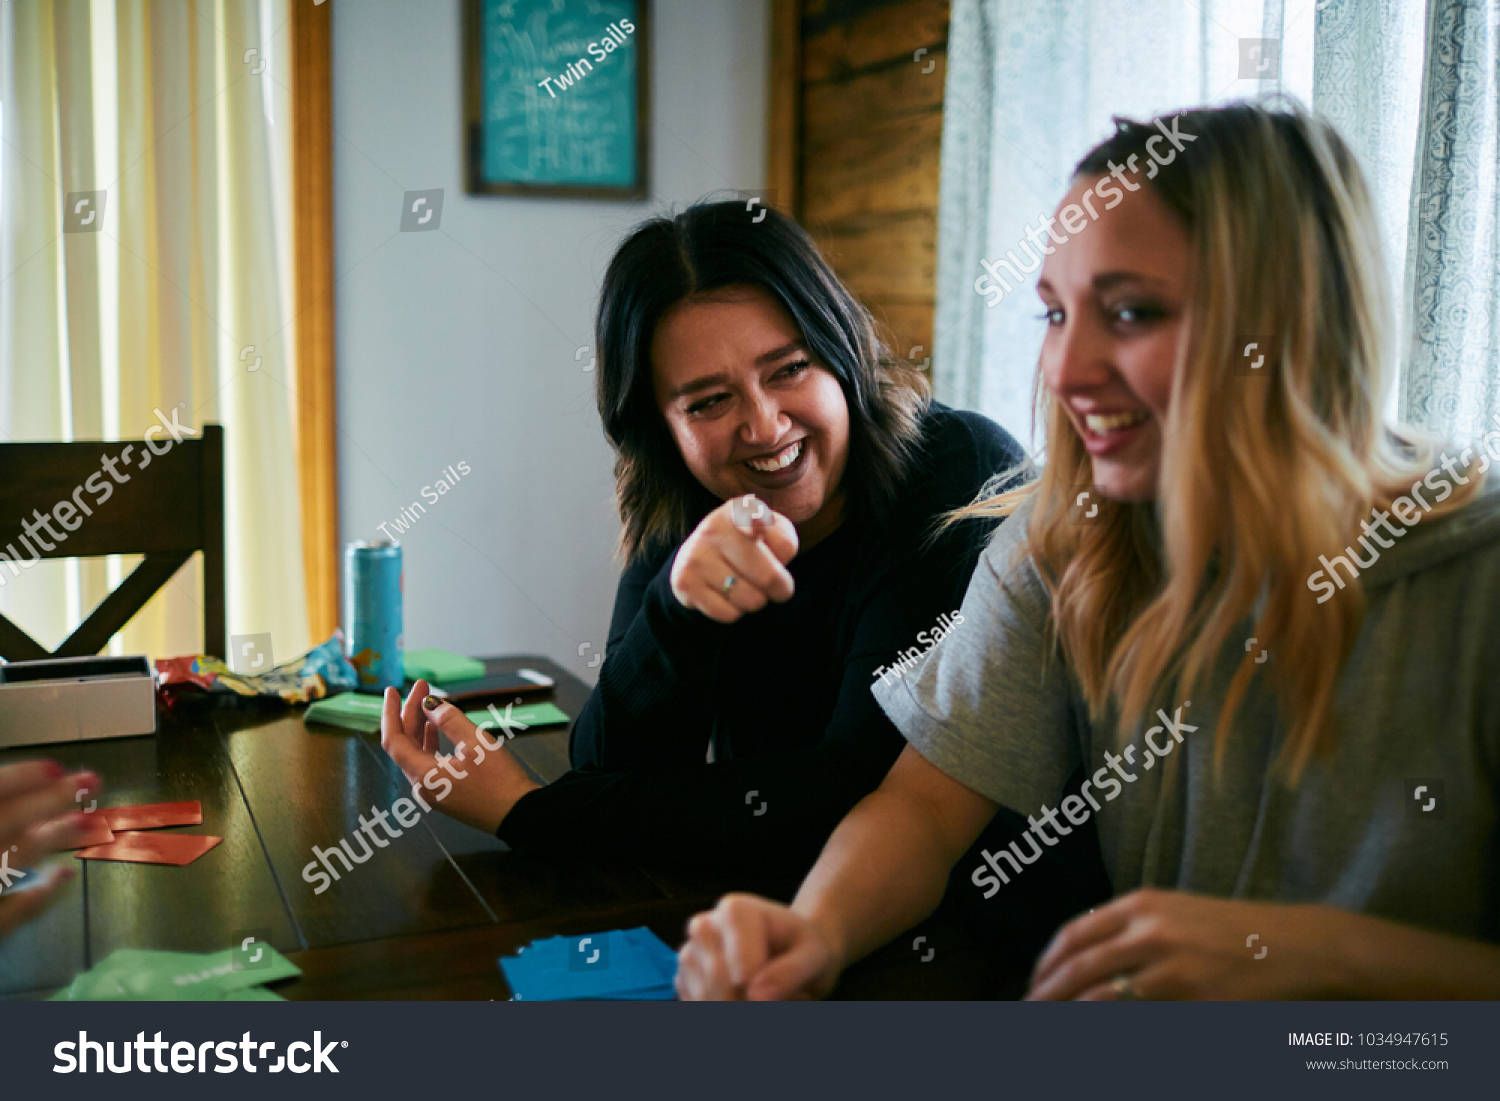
[{"xmin": 0, "ymin": 655, "xmax": 157, "ymax": 748}]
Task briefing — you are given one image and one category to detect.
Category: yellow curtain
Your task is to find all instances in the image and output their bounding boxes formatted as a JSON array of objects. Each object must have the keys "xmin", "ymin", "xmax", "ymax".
[{"xmin": 0, "ymin": 0, "xmax": 310, "ymax": 663}]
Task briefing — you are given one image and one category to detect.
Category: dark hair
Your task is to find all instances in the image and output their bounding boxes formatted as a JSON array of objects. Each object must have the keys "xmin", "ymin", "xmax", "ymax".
[{"xmin": 595, "ymin": 199, "xmax": 930, "ymax": 560}]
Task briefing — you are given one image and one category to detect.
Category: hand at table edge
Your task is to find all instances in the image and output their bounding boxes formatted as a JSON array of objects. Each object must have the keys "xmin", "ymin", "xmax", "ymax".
[
  {"xmin": 1026, "ymin": 889, "xmax": 1500, "ymax": 1001},
  {"xmin": 675, "ymin": 892, "xmax": 842, "ymax": 1001}
]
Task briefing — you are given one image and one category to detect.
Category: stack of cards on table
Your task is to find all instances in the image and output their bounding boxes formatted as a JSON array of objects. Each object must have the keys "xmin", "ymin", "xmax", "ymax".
[
  {"xmin": 68, "ymin": 801, "xmax": 221, "ymax": 866},
  {"xmin": 303, "ymin": 691, "xmax": 570, "ymax": 734},
  {"xmin": 402, "ymin": 647, "xmax": 487, "ymax": 684},
  {"xmin": 499, "ymin": 927, "xmax": 679, "ymax": 1000},
  {"xmin": 51, "ymin": 944, "xmax": 299, "ymax": 1001}
]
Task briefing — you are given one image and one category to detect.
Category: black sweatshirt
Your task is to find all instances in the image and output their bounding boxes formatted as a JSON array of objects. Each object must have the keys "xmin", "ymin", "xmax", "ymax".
[{"xmin": 495, "ymin": 404, "xmax": 1026, "ymax": 873}]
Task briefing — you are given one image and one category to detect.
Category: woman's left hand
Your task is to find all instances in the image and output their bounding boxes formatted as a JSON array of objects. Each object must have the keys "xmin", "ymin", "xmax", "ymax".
[
  {"xmin": 379, "ymin": 679, "xmax": 540, "ymax": 835},
  {"xmin": 1026, "ymin": 888, "xmax": 1346, "ymax": 1000}
]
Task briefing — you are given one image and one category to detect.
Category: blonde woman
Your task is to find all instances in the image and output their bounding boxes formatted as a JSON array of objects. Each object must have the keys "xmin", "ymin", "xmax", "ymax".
[{"xmin": 674, "ymin": 103, "xmax": 1500, "ymax": 1000}]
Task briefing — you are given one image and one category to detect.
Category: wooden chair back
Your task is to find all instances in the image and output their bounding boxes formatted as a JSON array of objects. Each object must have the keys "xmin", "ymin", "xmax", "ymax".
[{"xmin": 0, "ymin": 423, "xmax": 225, "ymax": 660}]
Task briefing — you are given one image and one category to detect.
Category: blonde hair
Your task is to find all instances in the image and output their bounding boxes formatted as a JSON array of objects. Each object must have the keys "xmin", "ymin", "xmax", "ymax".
[{"xmin": 955, "ymin": 103, "xmax": 1482, "ymax": 778}]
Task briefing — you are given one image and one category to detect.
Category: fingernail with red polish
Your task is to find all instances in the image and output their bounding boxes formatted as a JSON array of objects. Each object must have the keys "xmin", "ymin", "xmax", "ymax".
[{"xmin": 44, "ymin": 760, "xmax": 64, "ymax": 779}]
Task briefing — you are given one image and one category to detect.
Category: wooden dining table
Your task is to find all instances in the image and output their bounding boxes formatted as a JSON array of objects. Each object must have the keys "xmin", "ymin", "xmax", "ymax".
[{"xmin": 0, "ymin": 656, "xmax": 1009, "ymax": 1000}]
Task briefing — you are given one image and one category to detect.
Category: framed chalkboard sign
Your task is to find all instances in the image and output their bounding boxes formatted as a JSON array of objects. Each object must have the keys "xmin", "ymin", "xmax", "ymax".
[{"xmin": 464, "ymin": 0, "xmax": 650, "ymax": 199}]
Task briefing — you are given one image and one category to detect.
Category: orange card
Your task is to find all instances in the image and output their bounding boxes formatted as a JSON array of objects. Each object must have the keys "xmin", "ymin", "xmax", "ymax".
[
  {"xmin": 75, "ymin": 831, "xmax": 222, "ymax": 866},
  {"xmin": 99, "ymin": 801, "xmax": 203, "ymax": 831},
  {"xmin": 64, "ymin": 815, "xmax": 116, "ymax": 850}
]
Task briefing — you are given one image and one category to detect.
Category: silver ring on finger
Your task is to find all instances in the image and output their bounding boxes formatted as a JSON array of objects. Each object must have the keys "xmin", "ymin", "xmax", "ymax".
[
  {"xmin": 721, "ymin": 573, "xmax": 737, "ymax": 595},
  {"xmin": 1110, "ymin": 973, "xmax": 1139, "ymax": 1001}
]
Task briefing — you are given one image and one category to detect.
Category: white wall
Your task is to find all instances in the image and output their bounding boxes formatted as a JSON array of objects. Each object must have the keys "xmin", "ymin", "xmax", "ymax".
[{"xmin": 331, "ymin": 0, "xmax": 768, "ymax": 684}]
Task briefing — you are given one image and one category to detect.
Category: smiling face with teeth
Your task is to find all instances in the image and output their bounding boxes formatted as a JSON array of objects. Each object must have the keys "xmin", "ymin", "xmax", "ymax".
[
  {"xmin": 1037, "ymin": 173, "xmax": 1192, "ymax": 502},
  {"xmin": 652, "ymin": 285, "xmax": 851, "ymax": 545}
]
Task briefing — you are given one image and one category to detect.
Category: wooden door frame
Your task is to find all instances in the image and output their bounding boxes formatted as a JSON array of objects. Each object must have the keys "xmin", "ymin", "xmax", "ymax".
[
  {"xmin": 290, "ymin": 0, "xmax": 340, "ymax": 642},
  {"xmin": 767, "ymin": 0, "xmax": 801, "ymax": 217}
]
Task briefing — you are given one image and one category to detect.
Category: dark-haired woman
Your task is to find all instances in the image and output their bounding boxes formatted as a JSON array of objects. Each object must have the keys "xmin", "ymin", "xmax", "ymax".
[{"xmin": 379, "ymin": 200, "xmax": 1025, "ymax": 876}]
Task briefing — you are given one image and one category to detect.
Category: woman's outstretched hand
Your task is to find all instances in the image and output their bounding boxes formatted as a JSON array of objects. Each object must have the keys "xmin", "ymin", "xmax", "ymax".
[
  {"xmin": 670, "ymin": 495, "xmax": 799, "ymax": 624},
  {"xmin": 675, "ymin": 893, "xmax": 843, "ymax": 1001},
  {"xmin": 379, "ymin": 679, "xmax": 540, "ymax": 835},
  {"xmin": 0, "ymin": 761, "xmax": 101, "ymax": 942}
]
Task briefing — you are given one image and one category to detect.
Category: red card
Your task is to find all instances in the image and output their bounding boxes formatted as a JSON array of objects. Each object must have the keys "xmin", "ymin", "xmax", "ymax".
[
  {"xmin": 63, "ymin": 815, "xmax": 116, "ymax": 850},
  {"xmin": 75, "ymin": 831, "xmax": 222, "ymax": 866},
  {"xmin": 100, "ymin": 801, "xmax": 203, "ymax": 831}
]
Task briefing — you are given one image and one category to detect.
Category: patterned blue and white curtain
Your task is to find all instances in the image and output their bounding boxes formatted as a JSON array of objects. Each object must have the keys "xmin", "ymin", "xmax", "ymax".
[
  {"xmin": 937, "ymin": 0, "xmax": 1499, "ymax": 452},
  {"xmin": 1327, "ymin": 0, "xmax": 1500, "ymax": 441}
]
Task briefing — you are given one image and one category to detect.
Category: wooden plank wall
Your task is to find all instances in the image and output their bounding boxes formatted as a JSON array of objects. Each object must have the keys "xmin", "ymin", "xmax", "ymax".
[{"xmin": 796, "ymin": 0, "xmax": 950, "ymax": 367}]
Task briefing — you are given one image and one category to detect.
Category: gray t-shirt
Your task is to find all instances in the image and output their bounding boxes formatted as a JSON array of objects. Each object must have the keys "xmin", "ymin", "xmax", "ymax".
[{"xmin": 873, "ymin": 490, "xmax": 1500, "ymax": 941}]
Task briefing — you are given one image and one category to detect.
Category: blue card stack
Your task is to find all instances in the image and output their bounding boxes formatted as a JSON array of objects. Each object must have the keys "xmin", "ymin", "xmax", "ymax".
[{"xmin": 499, "ymin": 926, "xmax": 679, "ymax": 1001}]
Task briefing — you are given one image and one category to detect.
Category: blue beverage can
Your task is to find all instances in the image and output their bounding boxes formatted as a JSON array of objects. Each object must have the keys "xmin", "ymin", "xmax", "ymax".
[{"xmin": 344, "ymin": 540, "xmax": 403, "ymax": 692}]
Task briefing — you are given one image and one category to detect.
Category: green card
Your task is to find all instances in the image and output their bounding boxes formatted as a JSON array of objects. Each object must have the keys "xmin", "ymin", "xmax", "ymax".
[
  {"xmin": 303, "ymin": 691, "xmax": 386, "ymax": 731},
  {"xmin": 463, "ymin": 702, "xmax": 571, "ymax": 731},
  {"xmin": 403, "ymin": 648, "xmax": 487, "ymax": 685},
  {"xmin": 305, "ymin": 693, "xmax": 569, "ymax": 734},
  {"xmin": 52, "ymin": 945, "xmax": 300, "ymax": 1001}
]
